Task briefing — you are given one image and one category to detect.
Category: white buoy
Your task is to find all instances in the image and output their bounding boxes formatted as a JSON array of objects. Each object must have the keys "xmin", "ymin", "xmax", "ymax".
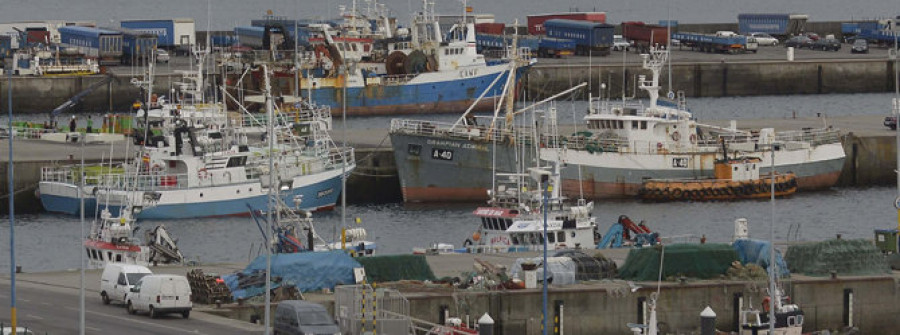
[
  {"xmin": 700, "ymin": 306, "xmax": 717, "ymax": 335},
  {"xmin": 787, "ymin": 46, "xmax": 794, "ymax": 61},
  {"xmin": 734, "ymin": 218, "xmax": 749, "ymax": 241}
]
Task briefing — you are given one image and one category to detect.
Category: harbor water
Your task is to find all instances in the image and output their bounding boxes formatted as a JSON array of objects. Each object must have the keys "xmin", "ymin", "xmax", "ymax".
[
  {"xmin": 0, "ymin": 186, "xmax": 895, "ymax": 273},
  {"xmin": 1, "ymin": 92, "xmax": 898, "ymax": 272}
]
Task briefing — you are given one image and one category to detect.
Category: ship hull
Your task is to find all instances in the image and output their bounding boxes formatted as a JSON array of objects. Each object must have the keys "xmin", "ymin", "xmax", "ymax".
[
  {"xmin": 392, "ymin": 134, "xmax": 845, "ymax": 201},
  {"xmin": 40, "ymin": 169, "xmax": 348, "ymax": 219},
  {"xmin": 302, "ymin": 62, "xmax": 526, "ymax": 116},
  {"xmin": 390, "ymin": 132, "xmax": 536, "ymax": 202}
]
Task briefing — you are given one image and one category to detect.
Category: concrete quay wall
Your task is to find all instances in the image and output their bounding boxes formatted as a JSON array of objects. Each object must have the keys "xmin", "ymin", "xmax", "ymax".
[
  {"xmin": 527, "ymin": 59, "xmax": 895, "ymax": 100},
  {"xmin": 404, "ymin": 275, "xmax": 897, "ymax": 334},
  {"xmin": 0, "ymin": 73, "xmax": 220, "ymax": 114}
]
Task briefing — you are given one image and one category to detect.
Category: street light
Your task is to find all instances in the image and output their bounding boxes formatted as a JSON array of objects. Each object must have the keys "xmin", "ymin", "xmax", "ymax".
[{"xmin": 7, "ymin": 46, "xmax": 18, "ymax": 333}]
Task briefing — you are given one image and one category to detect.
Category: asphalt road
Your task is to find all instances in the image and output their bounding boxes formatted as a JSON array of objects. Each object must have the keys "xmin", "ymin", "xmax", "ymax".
[{"xmin": 0, "ymin": 279, "xmax": 262, "ymax": 334}]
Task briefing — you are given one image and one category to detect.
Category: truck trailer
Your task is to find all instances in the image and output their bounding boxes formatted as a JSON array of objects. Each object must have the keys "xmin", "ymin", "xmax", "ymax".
[
  {"xmin": 737, "ymin": 13, "xmax": 808, "ymax": 38},
  {"xmin": 58, "ymin": 26, "xmax": 123, "ymax": 65},
  {"xmin": 622, "ymin": 21, "xmax": 670, "ymax": 53},
  {"xmin": 526, "ymin": 12, "xmax": 606, "ymax": 35},
  {"xmin": 544, "ymin": 19, "xmax": 613, "ymax": 56},
  {"xmin": 120, "ymin": 18, "xmax": 195, "ymax": 50},
  {"xmin": 672, "ymin": 31, "xmax": 757, "ymax": 54}
]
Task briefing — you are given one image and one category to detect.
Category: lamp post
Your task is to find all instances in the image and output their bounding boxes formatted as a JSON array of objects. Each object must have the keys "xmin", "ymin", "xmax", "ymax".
[
  {"xmin": 7, "ymin": 47, "xmax": 18, "ymax": 333},
  {"xmin": 768, "ymin": 141, "xmax": 778, "ymax": 334},
  {"xmin": 541, "ymin": 176, "xmax": 549, "ymax": 335}
]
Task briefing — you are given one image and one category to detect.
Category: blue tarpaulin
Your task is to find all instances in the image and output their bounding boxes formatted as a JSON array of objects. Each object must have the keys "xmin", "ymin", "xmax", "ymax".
[
  {"xmin": 732, "ymin": 239, "xmax": 790, "ymax": 278},
  {"xmin": 223, "ymin": 251, "xmax": 362, "ymax": 299}
]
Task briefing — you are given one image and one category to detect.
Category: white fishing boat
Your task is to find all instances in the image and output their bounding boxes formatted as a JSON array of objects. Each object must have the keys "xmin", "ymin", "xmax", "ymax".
[
  {"xmin": 39, "ymin": 62, "xmax": 355, "ymax": 219},
  {"xmin": 84, "ymin": 204, "xmax": 183, "ymax": 268},
  {"xmin": 467, "ymin": 161, "xmax": 598, "ymax": 253},
  {"xmin": 541, "ymin": 46, "xmax": 845, "ymax": 199}
]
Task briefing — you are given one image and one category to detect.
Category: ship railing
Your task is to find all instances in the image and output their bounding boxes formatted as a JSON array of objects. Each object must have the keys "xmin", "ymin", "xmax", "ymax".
[
  {"xmin": 40, "ymin": 165, "xmax": 127, "ymax": 186},
  {"xmin": 774, "ymin": 128, "xmax": 842, "ymax": 145},
  {"xmin": 390, "ymin": 119, "xmax": 536, "ymax": 143},
  {"xmin": 552, "ymin": 134, "xmax": 628, "ymax": 153},
  {"xmin": 237, "ymin": 106, "xmax": 332, "ymax": 129},
  {"xmin": 243, "ymin": 147, "xmax": 355, "ymax": 181},
  {"xmin": 95, "ymin": 172, "xmax": 191, "ymax": 191}
]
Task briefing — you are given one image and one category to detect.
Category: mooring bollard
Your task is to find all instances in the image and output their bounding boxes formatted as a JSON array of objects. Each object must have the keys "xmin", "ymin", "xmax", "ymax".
[
  {"xmin": 700, "ymin": 306, "xmax": 716, "ymax": 335},
  {"xmin": 478, "ymin": 313, "xmax": 494, "ymax": 335}
]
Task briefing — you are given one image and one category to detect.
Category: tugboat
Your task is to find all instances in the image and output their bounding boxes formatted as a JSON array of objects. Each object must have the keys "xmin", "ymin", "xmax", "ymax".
[
  {"xmin": 638, "ymin": 156, "xmax": 798, "ymax": 202},
  {"xmin": 84, "ymin": 204, "xmax": 184, "ymax": 268}
]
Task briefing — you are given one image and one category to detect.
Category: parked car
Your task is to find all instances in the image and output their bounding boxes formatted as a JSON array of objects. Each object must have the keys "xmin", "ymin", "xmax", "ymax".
[
  {"xmin": 155, "ymin": 49, "xmax": 170, "ymax": 63},
  {"xmin": 851, "ymin": 39, "xmax": 869, "ymax": 54},
  {"xmin": 126, "ymin": 275, "xmax": 192, "ymax": 319},
  {"xmin": 100, "ymin": 264, "xmax": 152, "ymax": 305},
  {"xmin": 784, "ymin": 36, "xmax": 813, "ymax": 48},
  {"xmin": 1, "ymin": 327, "xmax": 34, "ymax": 335},
  {"xmin": 274, "ymin": 300, "xmax": 341, "ymax": 335},
  {"xmin": 748, "ymin": 32, "xmax": 779, "ymax": 46},
  {"xmin": 885, "ymin": 116, "xmax": 897, "ymax": 130},
  {"xmin": 811, "ymin": 38, "xmax": 841, "ymax": 51},
  {"xmin": 612, "ymin": 35, "xmax": 632, "ymax": 51}
]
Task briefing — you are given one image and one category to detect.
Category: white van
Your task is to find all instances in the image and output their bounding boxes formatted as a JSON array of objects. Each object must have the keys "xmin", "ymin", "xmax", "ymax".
[
  {"xmin": 100, "ymin": 264, "xmax": 152, "ymax": 305},
  {"xmin": 126, "ymin": 275, "xmax": 192, "ymax": 319}
]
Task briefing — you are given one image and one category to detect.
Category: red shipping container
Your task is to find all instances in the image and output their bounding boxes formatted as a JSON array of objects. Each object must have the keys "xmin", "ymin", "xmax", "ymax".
[
  {"xmin": 527, "ymin": 12, "xmax": 607, "ymax": 35},
  {"xmin": 26, "ymin": 30, "xmax": 50, "ymax": 44},
  {"xmin": 622, "ymin": 21, "xmax": 669, "ymax": 46},
  {"xmin": 475, "ymin": 23, "xmax": 506, "ymax": 35}
]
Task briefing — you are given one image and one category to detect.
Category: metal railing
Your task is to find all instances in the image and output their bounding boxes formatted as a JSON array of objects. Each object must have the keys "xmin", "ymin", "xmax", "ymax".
[
  {"xmin": 390, "ymin": 119, "xmax": 537, "ymax": 144},
  {"xmin": 334, "ymin": 284, "xmax": 413, "ymax": 335}
]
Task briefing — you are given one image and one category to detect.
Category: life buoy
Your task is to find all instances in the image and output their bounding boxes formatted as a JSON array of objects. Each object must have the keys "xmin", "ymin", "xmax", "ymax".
[
  {"xmin": 150, "ymin": 164, "xmax": 163, "ymax": 174},
  {"xmin": 671, "ymin": 131, "xmax": 681, "ymax": 142},
  {"xmin": 689, "ymin": 134, "xmax": 697, "ymax": 144},
  {"xmin": 198, "ymin": 168, "xmax": 209, "ymax": 180}
]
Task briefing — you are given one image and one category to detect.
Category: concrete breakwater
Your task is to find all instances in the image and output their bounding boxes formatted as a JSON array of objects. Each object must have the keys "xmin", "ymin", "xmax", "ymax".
[
  {"xmin": 527, "ymin": 59, "xmax": 896, "ymax": 100},
  {"xmin": 0, "ymin": 73, "xmax": 221, "ymax": 114}
]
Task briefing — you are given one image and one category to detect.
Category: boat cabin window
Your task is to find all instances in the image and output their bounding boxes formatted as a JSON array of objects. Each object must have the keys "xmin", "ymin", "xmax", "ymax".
[
  {"xmin": 641, "ymin": 121, "xmax": 648, "ymax": 129},
  {"xmin": 115, "ymin": 254, "xmax": 122, "ymax": 262},
  {"xmin": 85, "ymin": 249, "xmax": 90, "ymax": 259},
  {"xmin": 107, "ymin": 252, "xmax": 113, "ymax": 261},
  {"xmin": 618, "ymin": 120, "xmax": 624, "ymax": 129},
  {"xmin": 511, "ymin": 234, "xmax": 519, "ymax": 245},
  {"xmin": 548, "ymin": 232, "xmax": 555, "ymax": 243},
  {"xmin": 557, "ymin": 232, "xmax": 566, "ymax": 243},
  {"xmin": 632, "ymin": 121, "xmax": 639, "ymax": 129},
  {"xmin": 481, "ymin": 217, "xmax": 488, "ymax": 229},
  {"xmin": 226, "ymin": 156, "xmax": 247, "ymax": 168}
]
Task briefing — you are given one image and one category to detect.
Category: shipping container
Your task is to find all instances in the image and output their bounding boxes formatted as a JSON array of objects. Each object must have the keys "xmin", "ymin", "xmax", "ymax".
[
  {"xmin": 58, "ymin": 26, "xmax": 122, "ymax": 65},
  {"xmin": 475, "ymin": 33, "xmax": 575, "ymax": 58},
  {"xmin": 544, "ymin": 19, "xmax": 613, "ymax": 56},
  {"xmin": 475, "ymin": 23, "xmax": 505, "ymax": 35},
  {"xmin": 622, "ymin": 21, "xmax": 670, "ymax": 52},
  {"xmin": 527, "ymin": 12, "xmax": 606, "ymax": 35},
  {"xmin": 25, "ymin": 29, "xmax": 50, "ymax": 45},
  {"xmin": 234, "ymin": 26, "xmax": 266, "ymax": 49},
  {"xmin": 106, "ymin": 28, "xmax": 159, "ymax": 65},
  {"xmin": 0, "ymin": 35, "xmax": 11, "ymax": 59},
  {"xmin": 737, "ymin": 13, "xmax": 807, "ymax": 37},
  {"xmin": 120, "ymin": 18, "xmax": 195, "ymax": 48}
]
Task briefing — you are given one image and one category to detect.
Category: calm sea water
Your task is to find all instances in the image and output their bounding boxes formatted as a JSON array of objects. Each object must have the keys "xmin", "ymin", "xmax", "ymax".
[
  {"xmin": 0, "ymin": 0, "xmax": 896, "ymax": 31},
  {"xmin": 0, "ymin": 186, "xmax": 895, "ymax": 272},
  {"xmin": 1, "ymin": 92, "xmax": 899, "ymax": 272}
]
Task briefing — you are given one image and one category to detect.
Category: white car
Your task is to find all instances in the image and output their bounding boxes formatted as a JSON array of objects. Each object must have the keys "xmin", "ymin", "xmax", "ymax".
[
  {"xmin": 748, "ymin": 32, "xmax": 779, "ymax": 46},
  {"xmin": 155, "ymin": 49, "xmax": 170, "ymax": 63},
  {"xmin": 613, "ymin": 35, "xmax": 632, "ymax": 51}
]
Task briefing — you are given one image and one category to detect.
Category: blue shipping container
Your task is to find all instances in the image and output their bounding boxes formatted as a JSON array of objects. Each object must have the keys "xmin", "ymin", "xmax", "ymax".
[
  {"xmin": 121, "ymin": 20, "xmax": 176, "ymax": 47},
  {"xmin": 543, "ymin": 19, "xmax": 613, "ymax": 55},
  {"xmin": 737, "ymin": 14, "xmax": 790, "ymax": 35},
  {"xmin": 58, "ymin": 26, "xmax": 123, "ymax": 59},
  {"xmin": 0, "ymin": 35, "xmax": 10, "ymax": 59}
]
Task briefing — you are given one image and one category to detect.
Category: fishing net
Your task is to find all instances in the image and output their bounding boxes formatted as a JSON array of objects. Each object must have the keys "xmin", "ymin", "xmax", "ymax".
[
  {"xmin": 355, "ymin": 254, "xmax": 436, "ymax": 282},
  {"xmin": 618, "ymin": 243, "xmax": 738, "ymax": 281},
  {"xmin": 784, "ymin": 239, "xmax": 890, "ymax": 276}
]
